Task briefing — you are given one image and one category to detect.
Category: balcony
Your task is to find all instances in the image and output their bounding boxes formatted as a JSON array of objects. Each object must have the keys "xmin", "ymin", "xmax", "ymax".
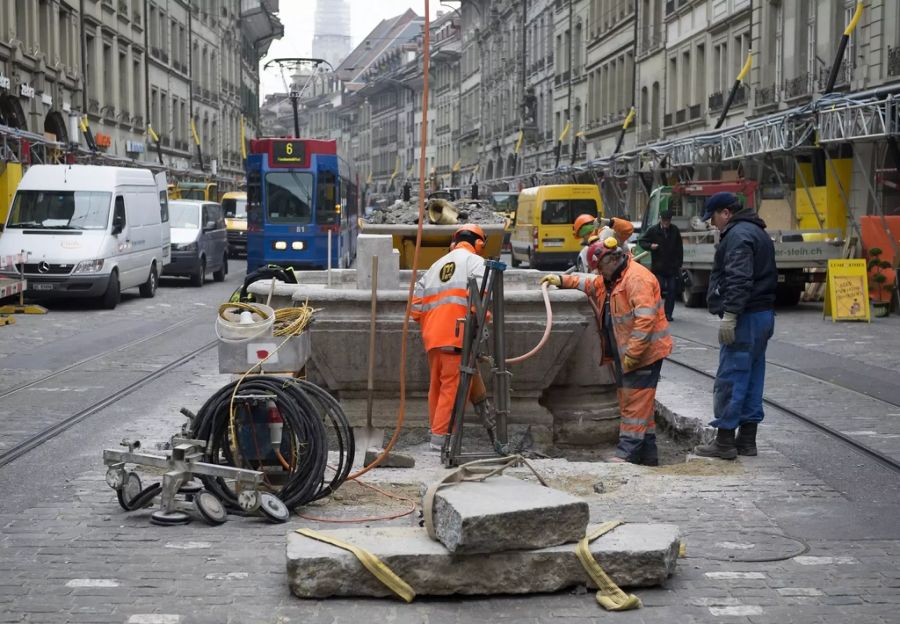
[
  {"xmin": 783, "ymin": 73, "xmax": 812, "ymax": 100},
  {"xmin": 665, "ymin": 0, "xmax": 674, "ymax": 14},
  {"xmin": 118, "ymin": 0, "xmax": 128, "ymax": 15},
  {"xmin": 689, "ymin": 104, "xmax": 703, "ymax": 120},
  {"xmin": 732, "ymin": 83, "xmax": 749, "ymax": 106},
  {"xmin": 664, "ymin": 112, "xmax": 672, "ymax": 127},
  {"xmin": 817, "ymin": 61, "xmax": 851, "ymax": 91},
  {"xmin": 675, "ymin": 108, "xmax": 686, "ymax": 124},
  {"xmin": 890, "ymin": 46, "xmax": 900, "ymax": 77},
  {"xmin": 638, "ymin": 26, "xmax": 663, "ymax": 56},
  {"xmin": 755, "ymin": 83, "xmax": 777, "ymax": 107},
  {"xmin": 133, "ymin": 9, "xmax": 141, "ymax": 25},
  {"xmin": 708, "ymin": 90, "xmax": 724, "ymax": 112},
  {"xmin": 88, "ymin": 98, "xmax": 100, "ymax": 114}
]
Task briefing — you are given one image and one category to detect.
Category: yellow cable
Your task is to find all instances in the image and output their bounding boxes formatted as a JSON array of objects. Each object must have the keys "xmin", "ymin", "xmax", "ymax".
[
  {"xmin": 296, "ymin": 528, "xmax": 416, "ymax": 602},
  {"xmin": 575, "ymin": 522, "xmax": 643, "ymax": 611}
]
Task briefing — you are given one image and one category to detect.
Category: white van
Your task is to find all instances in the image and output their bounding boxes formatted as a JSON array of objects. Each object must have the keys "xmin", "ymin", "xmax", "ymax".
[{"xmin": 0, "ymin": 165, "xmax": 169, "ymax": 309}]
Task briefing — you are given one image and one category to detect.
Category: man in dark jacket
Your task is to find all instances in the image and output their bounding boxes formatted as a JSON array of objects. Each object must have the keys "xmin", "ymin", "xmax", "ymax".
[
  {"xmin": 639, "ymin": 209, "xmax": 683, "ymax": 321},
  {"xmin": 694, "ymin": 192, "xmax": 777, "ymax": 460}
]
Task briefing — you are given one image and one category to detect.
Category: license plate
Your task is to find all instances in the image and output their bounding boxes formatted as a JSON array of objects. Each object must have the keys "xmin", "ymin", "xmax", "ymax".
[
  {"xmin": 32, "ymin": 283, "xmax": 54, "ymax": 291},
  {"xmin": 543, "ymin": 240, "xmax": 564, "ymax": 248}
]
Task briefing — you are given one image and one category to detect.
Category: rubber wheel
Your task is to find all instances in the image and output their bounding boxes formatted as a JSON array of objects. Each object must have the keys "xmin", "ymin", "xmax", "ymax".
[
  {"xmin": 128, "ymin": 482, "xmax": 162, "ymax": 510},
  {"xmin": 194, "ymin": 491, "xmax": 228, "ymax": 525},
  {"xmin": 682, "ymin": 288, "xmax": 705, "ymax": 308},
  {"xmin": 100, "ymin": 270, "xmax": 120, "ymax": 309},
  {"xmin": 178, "ymin": 481, "xmax": 203, "ymax": 495},
  {"xmin": 139, "ymin": 264, "xmax": 158, "ymax": 298},
  {"xmin": 190, "ymin": 259, "xmax": 206, "ymax": 287},
  {"xmin": 150, "ymin": 510, "xmax": 191, "ymax": 526},
  {"xmin": 258, "ymin": 493, "xmax": 290, "ymax": 523},
  {"xmin": 116, "ymin": 472, "xmax": 143, "ymax": 511},
  {"xmin": 213, "ymin": 255, "xmax": 226, "ymax": 282},
  {"xmin": 528, "ymin": 248, "xmax": 540, "ymax": 270}
]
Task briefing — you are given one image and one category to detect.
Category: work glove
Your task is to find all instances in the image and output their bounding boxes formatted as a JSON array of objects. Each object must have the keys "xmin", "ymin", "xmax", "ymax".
[
  {"xmin": 540, "ymin": 274, "xmax": 562, "ymax": 288},
  {"xmin": 718, "ymin": 312, "xmax": 738, "ymax": 346},
  {"xmin": 622, "ymin": 353, "xmax": 640, "ymax": 372}
]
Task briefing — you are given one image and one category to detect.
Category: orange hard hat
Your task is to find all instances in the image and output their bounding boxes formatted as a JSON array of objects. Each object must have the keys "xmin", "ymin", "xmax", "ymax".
[
  {"xmin": 573, "ymin": 214, "xmax": 596, "ymax": 238},
  {"xmin": 587, "ymin": 236, "xmax": 622, "ymax": 271},
  {"xmin": 452, "ymin": 223, "xmax": 487, "ymax": 252}
]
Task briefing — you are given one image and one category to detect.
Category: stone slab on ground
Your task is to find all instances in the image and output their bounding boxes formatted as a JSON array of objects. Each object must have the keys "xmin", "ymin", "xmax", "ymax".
[
  {"xmin": 364, "ymin": 448, "xmax": 416, "ymax": 468},
  {"xmin": 430, "ymin": 475, "xmax": 589, "ymax": 554},
  {"xmin": 654, "ymin": 377, "xmax": 714, "ymax": 445},
  {"xmin": 286, "ymin": 523, "xmax": 681, "ymax": 599}
]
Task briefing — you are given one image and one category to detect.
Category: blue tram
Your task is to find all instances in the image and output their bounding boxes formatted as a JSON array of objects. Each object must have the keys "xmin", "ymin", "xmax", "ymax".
[{"xmin": 245, "ymin": 138, "xmax": 359, "ymax": 271}]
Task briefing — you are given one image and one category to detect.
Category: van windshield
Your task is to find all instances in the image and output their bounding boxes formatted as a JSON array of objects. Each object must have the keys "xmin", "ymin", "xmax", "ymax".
[
  {"xmin": 222, "ymin": 198, "xmax": 247, "ymax": 219},
  {"xmin": 169, "ymin": 203, "xmax": 200, "ymax": 229},
  {"xmin": 541, "ymin": 199, "xmax": 597, "ymax": 224},
  {"xmin": 7, "ymin": 190, "xmax": 112, "ymax": 230}
]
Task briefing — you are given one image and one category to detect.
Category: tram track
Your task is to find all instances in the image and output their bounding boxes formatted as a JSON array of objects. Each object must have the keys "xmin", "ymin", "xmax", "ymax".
[
  {"xmin": 666, "ymin": 334, "xmax": 900, "ymax": 475},
  {"xmin": 0, "ymin": 313, "xmax": 204, "ymax": 401},
  {"xmin": 0, "ymin": 338, "xmax": 217, "ymax": 468}
]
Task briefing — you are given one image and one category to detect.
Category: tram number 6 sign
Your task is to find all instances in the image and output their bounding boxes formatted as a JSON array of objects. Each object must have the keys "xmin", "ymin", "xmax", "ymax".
[{"xmin": 272, "ymin": 140, "xmax": 304, "ymax": 165}]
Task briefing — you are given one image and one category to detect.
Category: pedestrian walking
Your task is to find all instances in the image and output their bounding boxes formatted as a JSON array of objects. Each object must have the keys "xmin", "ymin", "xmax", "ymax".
[
  {"xmin": 639, "ymin": 209, "xmax": 683, "ymax": 321},
  {"xmin": 541, "ymin": 236, "xmax": 672, "ymax": 465},
  {"xmin": 694, "ymin": 192, "xmax": 777, "ymax": 459},
  {"xmin": 411, "ymin": 224, "xmax": 494, "ymax": 450}
]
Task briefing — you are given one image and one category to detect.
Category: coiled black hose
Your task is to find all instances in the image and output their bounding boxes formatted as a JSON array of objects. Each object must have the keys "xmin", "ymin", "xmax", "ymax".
[{"xmin": 190, "ymin": 376, "xmax": 354, "ymax": 509}]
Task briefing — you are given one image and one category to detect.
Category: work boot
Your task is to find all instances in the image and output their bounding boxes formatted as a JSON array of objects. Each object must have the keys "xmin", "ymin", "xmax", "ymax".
[
  {"xmin": 693, "ymin": 428, "xmax": 738, "ymax": 460},
  {"xmin": 736, "ymin": 423, "xmax": 758, "ymax": 456},
  {"xmin": 429, "ymin": 433, "xmax": 447, "ymax": 452}
]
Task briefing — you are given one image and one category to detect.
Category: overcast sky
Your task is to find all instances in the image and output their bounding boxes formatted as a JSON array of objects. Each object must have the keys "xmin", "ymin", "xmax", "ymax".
[{"xmin": 260, "ymin": 0, "xmax": 447, "ymax": 97}]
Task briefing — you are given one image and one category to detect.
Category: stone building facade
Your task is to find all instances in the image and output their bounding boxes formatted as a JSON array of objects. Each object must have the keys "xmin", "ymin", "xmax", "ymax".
[{"xmin": 0, "ymin": 0, "xmax": 281, "ymax": 187}]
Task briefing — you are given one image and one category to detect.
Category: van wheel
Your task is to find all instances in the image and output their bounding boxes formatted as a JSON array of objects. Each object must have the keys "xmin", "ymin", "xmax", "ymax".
[
  {"xmin": 213, "ymin": 255, "xmax": 226, "ymax": 282},
  {"xmin": 528, "ymin": 248, "xmax": 540, "ymax": 270},
  {"xmin": 191, "ymin": 259, "xmax": 206, "ymax": 287},
  {"xmin": 139, "ymin": 264, "xmax": 158, "ymax": 298},
  {"xmin": 100, "ymin": 271, "xmax": 120, "ymax": 310}
]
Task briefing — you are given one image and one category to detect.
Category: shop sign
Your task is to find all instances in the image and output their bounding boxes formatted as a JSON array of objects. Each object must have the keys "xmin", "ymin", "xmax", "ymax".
[
  {"xmin": 95, "ymin": 133, "xmax": 112, "ymax": 148},
  {"xmin": 20, "ymin": 83, "xmax": 35, "ymax": 98},
  {"xmin": 41, "ymin": 93, "xmax": 52, "ymax": 106},
  {"xmin": 125, "ymin": 140, "xmax": 144, "ymax": 153},
  {"xmin": 0, "ymin": 73, "xmax": 10, "ymax": 90}
]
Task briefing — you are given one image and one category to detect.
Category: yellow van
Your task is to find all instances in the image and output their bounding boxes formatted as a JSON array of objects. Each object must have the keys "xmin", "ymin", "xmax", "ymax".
[
  {"xmin": 221, "ymin": 191, "xmax": 247, "ymax": 257},
  {"xmin": 510, "ymin": 184, "xmax": 603, "ymax": 269}
]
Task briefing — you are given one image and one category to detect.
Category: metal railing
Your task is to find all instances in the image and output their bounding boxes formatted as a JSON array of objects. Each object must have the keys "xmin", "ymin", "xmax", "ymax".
[
  {"xmin": 708, "ymin": 90, "xmax": 724, "ymax": 112},
  {"xmin": 675, "ymin": 108, "xmax": 686, "ymax": 124},
  {"xmin": 783, "ymin": 73, "xmax": 812, "ymax": 100},
  {"xmin": 756, "ymin": 83, "xmax": 777, "ymax": 107},
  {"xmin": 689, "ymin": 103, "xmax": 702, "ymax": 120},
  {"xmin": 890, "ymin": 46, "xmax": 900, "ymax": 77}
]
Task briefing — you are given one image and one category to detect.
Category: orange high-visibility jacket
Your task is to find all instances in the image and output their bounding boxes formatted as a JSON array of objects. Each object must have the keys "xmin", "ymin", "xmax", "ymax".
[
  {"xmin": 411, "ymin": 242, "xmax": 485, "ymax": 351},
  {"xmin": 561, "ymin": 259, "xmax": 672, "ymax": 368}
]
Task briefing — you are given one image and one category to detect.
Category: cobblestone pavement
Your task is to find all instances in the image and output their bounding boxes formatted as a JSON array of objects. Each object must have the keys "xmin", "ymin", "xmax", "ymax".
[{"xmin": 1, "ymin": 291, "xmax": 898, "ymax": 623}]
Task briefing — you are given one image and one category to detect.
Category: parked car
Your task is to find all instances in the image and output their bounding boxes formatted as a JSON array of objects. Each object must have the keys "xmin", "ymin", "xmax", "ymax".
[
  {"xmin": 162, "ymin": 200, "xmax": 228, "ymax": 287},
  {"xmin": 0, "ymin": 164, "xmax": 169, "ymax": 309}
]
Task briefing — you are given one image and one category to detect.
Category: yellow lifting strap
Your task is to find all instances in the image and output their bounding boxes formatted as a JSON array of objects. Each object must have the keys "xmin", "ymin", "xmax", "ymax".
[
  {"xmin": 423, "ymin": 454, "xmax": 549, "ymax": 541},
  {"xmin": 295, "ymin": 528, "xmax": 416, "ymax": 603},
  {"xmin": 575, "ymin": 521, "xmax": 643, "ymax": 611}
]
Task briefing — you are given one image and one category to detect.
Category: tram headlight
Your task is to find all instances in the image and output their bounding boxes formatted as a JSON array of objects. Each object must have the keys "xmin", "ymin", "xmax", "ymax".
[
  {"xmin": 291, "ymin": 241, "xmax": 304, "ymax": 250},
  {"xmin": 273, "ymin": 241, "xmax": 287, "ymax": 250}
]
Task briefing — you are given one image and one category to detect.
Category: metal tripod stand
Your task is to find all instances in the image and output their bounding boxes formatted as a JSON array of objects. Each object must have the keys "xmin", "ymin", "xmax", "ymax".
[{"xmin": 441, "ymin": 259, "xmax": 511, "ymax": 467}]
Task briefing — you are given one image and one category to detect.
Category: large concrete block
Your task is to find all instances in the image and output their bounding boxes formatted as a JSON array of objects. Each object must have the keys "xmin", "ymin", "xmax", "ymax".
[
  {"xmin": 286, "ymin": 523, "xmax": 681, "ymax": 599},
  {"xmin": 357, "ymin": 234, "xmax": 400, "ymax": 291},
  {"xmin": 430, "ymin": 476, "xmax": 588, "ymax": 554}
]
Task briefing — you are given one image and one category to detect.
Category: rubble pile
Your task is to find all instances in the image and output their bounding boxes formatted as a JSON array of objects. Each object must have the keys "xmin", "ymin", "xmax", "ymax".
[{"xmin": 365, "ymin": 198, "xmax": 507, "ymax": 225}]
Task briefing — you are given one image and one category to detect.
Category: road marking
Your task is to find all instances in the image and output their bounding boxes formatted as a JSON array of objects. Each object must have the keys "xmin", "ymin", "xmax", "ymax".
[
  {"xmin": 842, "ymin": 430, "xmax": 879, "ymax": 436},
  {"xmin": 127, "ymin": 616, "xmax": 181, "ymax": 624},
  {"xmin": 794, "ymin": 556, "xmax": 859, "ymax": 565},
  {"xmin": 66, "ymin": 578, "xmax": 119, "ymax": 587},
  {"xmin": 204, "ymin": 572, "xmax": 249, "ymax": 580},
  {"xmin": 777, "ymin": 587, "xmax": 824, "ymax": 596},
  {"xmin": 705, "ymin": 571, "xmax": 765, "ymax": 579},
  {"xmin": 164, "ymin": 541, "xmax": 212, "ymax": 550},
  {"xmin": 709, "ymin": 606, "xmax": 763, "ymax": 616}
]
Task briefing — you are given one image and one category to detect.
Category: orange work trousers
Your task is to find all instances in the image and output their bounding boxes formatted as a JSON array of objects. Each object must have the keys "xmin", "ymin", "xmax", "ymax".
[{"xmin": 426, "ymin": 348, "xmax": 487, "ymax": 435}]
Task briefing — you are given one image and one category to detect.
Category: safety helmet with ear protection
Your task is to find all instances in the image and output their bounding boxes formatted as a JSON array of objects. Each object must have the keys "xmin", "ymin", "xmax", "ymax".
[
  {"xmin": 587, "ymin": 236, "xmax": 623, "ymax": 272},
  {"xmin": 452, "ymin": 224, "xmax": 487, "ymax": 254}
]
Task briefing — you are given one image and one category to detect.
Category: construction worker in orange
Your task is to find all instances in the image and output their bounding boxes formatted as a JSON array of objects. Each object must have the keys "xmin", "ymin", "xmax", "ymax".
[
  {"xmin": 573, "ymin": 213, "xmax": 634, "ymax": 247},
  {"xmin": 411, "ymin": 224, "xmax": 493, "ymax": 451},
  {"xmin": 541, "ymin": 236, "xmax": 672, "ymax": 465}
]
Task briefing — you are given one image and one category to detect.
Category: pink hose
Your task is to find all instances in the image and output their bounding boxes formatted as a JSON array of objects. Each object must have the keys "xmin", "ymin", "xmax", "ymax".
[{"xmin": 506, "ymin": 282, "xmax": 553, "ymax": 364}]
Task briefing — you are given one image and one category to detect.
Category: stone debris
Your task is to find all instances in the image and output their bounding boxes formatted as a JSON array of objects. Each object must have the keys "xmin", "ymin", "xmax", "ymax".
[
  {"xmin": 286, "ymin": 523, "xmax": 681, "ymax": 599},
  {"xmin": 365, "ymin": 198, "xmax": 506, "ymax": 225},
  {"xmin": 364, "ymin": 448, "xmax": 416, "ymax": 468},
  {"xmin": 429, "ymin": 475, "xmax": 588, "ymax": 554}
]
